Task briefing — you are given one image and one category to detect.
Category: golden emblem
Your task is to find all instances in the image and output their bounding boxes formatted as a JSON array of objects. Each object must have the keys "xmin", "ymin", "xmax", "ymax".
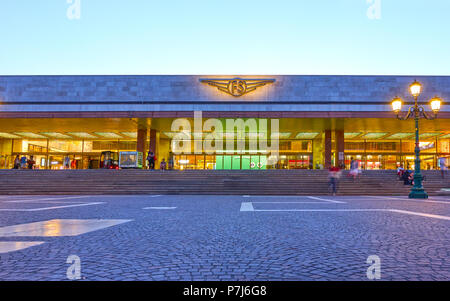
[{"xmin": 200, "ymin": 78, "xmax": 275, "ymax": 97}]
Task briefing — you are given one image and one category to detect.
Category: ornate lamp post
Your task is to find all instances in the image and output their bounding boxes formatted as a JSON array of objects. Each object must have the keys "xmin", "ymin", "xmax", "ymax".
[{"xmin": 391, "ymin": 80, "xmax": 443, "ymax": 198}]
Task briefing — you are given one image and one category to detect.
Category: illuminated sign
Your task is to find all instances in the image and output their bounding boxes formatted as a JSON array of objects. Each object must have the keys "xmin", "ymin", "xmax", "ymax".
[
  {"xmin": 419, "ymin": 142, "xmax": 435, "ymax": 151},
  {"xmin": 200, "ymin": 78, "xmax": 275, "ymax": 97}
]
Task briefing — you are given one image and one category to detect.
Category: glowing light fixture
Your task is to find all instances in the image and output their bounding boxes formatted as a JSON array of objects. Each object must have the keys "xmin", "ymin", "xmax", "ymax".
[
  {"xmin": 409, "ymin": 80, "xmax": 422, "ymax": 98},
  {"xmin": 391, "ymin": 96, "xmax": 403, "ymax": 113},
  {"xmin": 66, "ymin": 132, "xmax": 97, "ymax": 139},
  {"xmin": 385, "ymin": 133, "xmax": 414, "ymax": 139},
  {"xmin": 246, "ymin": 132, "xmax": 265, "ymax": 138},
  {"xmin": 344, "ymin": 132, "xmax": 361, "ymax": 139},
  {"xmin": 270, "ymin": 132, "xmax": 291, "ymax": 139},
  {"xmin": 40, "ymin": 132, "xmax": 72, "ymax": 139},
  {"xmin": 162, "ymin": 132, "xmax": 175, "ymax": 138},
  {"xmin": 14, "ymin": 132, "xmax": 47, "ymax": 139},
  {"xmin": 0, "ymin": 132, "xmax": 22, "ymax": 138},
  {"xmin": 418, "ymin": 132, "xmax": 441, "ymax": 139},
  {"xmin": 94, "ymin": 132, "xmax": 122, "ymax": 138},
  {"xmin": 361, "ymin": 133, "xmax": 388, "ymax": 139},
  {"xmin": 430, "ymin": 96, "xmax": 442, "ymax": 113},
  {"xmin": 391, "ymin": 80, "xmax": 444, "ymax": 199},
  {"xmin": 163, "ymin": 132, "xmax": 192, "ymax": 139},
  {"xmin": 120, "ymin": 132, "xmax": 138, "ymax": 138},
  {"xmin": 295, "ymin": 132, "xmax": 319, "ymax": 139}
]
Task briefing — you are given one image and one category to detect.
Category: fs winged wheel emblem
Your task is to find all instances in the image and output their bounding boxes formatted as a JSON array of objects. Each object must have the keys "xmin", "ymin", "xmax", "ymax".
[{"xmin": 200, "ymin": 78, "xmax": 275, "ymax": 97}]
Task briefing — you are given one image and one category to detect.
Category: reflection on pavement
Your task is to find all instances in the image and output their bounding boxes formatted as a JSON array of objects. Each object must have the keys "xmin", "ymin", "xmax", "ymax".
[
  {"xmin": 0, "ymin": 219, "xmax": 133, "ymax": 237},
  {"xmin": 0, "ymin": 241, "xmax": 45, "ymax": 254}
]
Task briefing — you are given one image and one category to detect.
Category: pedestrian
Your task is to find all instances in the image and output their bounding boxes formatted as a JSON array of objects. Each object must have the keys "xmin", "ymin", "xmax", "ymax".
[
  {"xmin": 328, "ymin": 166, "xmax": 341, "ymax": 196},
  {"xmin": 397, "ymin": 164, "xmax": 405, "ymax": 180},
  {"xmin": 409, "ymin": 171, "xmax": 414, "ymax": 186},
  {"xmin": 71, "ymin": 157, "xmax": 77, "ymax": 169},
  {"xmin": 168, "ymin": 156, "xmax": 174, "ymax": 170},
  {"xmin": 20, "ymin": 155, "xmax": 27, "ymax": 169},
  {"xmin": 147, "ymin": 152, "xmax": 155, "ymax": 170},
  {"xmin": 160, "ymin": 158, "xmax": 167, "ymax": 171},
  {"xmin": 13, "ymin": 155, "xmax": 20, "ymax": 169},
  {"xmin": 439, "ymin": 157, "xmax": 447, "ymax": 179},
  {"xmin": 402, "ymin": 170, "xmax": 410, "ymax": 185},
  {"xmin": 27, "ymin": 155, "xmax": 35, "ymax": 170},
  {"xmin": 349, "ymin": 157, "xmax": 359, "ymax": 180},
  {"xmin": 64, "ymin": 155, "xmax": 70, "ymax": 169}
]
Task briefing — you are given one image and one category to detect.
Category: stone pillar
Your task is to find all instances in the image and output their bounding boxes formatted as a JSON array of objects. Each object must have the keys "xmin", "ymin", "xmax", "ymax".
[
  {"xmin": 312, "ymin": 135, "xmax": 324, "ymax": 169},
  {"xmin": 324, "ymin": 130, "xmax": 332, "ymax": 169},
  {"xmin": 136, "ymin": 128, "xmax": 147, "ymax": 154},
  {"xmin": 135, "ymin": 118, "xmax": 151, "ymax": 168},
  {"xmin": 0, "ymin": 139, "xmax": 13, "ymax": 169},
  {"xmin": 149, "ymin": 129, "xmax": 160, "ymax": 169},
  {"xmin": 336, "ymin": 130, "xmax": 345, "ymax": 168}
]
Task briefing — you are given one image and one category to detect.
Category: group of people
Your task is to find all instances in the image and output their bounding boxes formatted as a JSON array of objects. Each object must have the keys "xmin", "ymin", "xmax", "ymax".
[
  {"xmin": 63, "ymin": 155, "xmax": 78, "ymax": 169},
  {"xmin": 397, "ymin": 166, "xmax": 415, "ymax": 185},
  {"xmin": 146, "ymin": 152, "xmax": 174, "ymax": 170},
  {"xmin": 328, "ymin": 157, "xmax": 361, "ymax": 195},
  {"xmin": 397, "ymin": 156, "xmax": 448, "ymax": 186},
  {"xmin": 13, "ymin": 155, "xmax": 35, "ymax": 169}
]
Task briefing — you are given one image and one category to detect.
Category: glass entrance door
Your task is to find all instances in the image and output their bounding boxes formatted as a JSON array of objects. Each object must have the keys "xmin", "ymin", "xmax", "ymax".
[
  {"xmin": 241, "ymin": 156, "xmax": 251, "ymax": 170},
  {"xmin": 232, "ymin": 156, "xmax": 241, "ymax": 170},
  {"xmin": 215, "ymin": 155, "xmax": 267, "ymax": 170}
]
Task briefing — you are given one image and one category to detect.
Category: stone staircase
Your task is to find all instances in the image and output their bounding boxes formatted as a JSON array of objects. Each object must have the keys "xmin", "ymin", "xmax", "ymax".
[{"xmin": 0, "ymin": 169, "xmax": 449, "ymax": 196}]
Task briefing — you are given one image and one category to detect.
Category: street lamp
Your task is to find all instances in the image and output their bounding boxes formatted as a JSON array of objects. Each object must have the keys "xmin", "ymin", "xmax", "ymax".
[{"xmin": 391, "ymin": 80, "xmax": 443, "ymax": 199}]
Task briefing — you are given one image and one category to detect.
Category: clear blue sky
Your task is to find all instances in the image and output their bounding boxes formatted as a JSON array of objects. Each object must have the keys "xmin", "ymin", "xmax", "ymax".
[{"xmin": 1, "ymin": 0, "xmax": 449, "ymax": 75}]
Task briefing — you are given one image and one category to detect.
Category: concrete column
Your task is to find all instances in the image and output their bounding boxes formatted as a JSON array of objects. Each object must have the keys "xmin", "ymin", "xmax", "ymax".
[
  {"xmin": 135, "ymin": 118, "xmax": 151, "ymax": 168},
  {"xmin": 312, "ymin": 135, "xmax": 324, "ymax": 169},
  {"xmin": 158, "ymin": 138, "xmax": 170, "ymax": 168},
  {"xmin": 0, "ymin": 139, "xmax": 13, "ymax": 169},
  {"xmin": 149, "ymin": 129, "xmax": 160, "ymax": 169},
  {"xmin": 336, "ymin": 130, "xmax": 345, "ymax": 168},
  {"xmin": 136, "ymin": 128, "xmax": 148, "ymax": 154},
  {"xmin": 324, "ymin": 130, "xmax": 332, "ymax": 169}
]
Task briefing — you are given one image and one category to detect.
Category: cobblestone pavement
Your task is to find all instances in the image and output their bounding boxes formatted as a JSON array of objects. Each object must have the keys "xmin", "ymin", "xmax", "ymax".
[{"xmin": 0, "ymin": 194, "xmax": 449, "ymax": 281}]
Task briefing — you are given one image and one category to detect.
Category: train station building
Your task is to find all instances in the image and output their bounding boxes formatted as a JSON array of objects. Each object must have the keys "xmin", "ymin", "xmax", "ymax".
[{"xmin": 0, "ymin": 75, "xmax": 449, "ymax": 170}]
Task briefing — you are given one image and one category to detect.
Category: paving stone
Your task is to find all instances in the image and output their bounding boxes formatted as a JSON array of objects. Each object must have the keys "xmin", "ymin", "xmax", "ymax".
[{"xmin": 0, "ymin": 194, "xmax": 448, "ymax": 280}]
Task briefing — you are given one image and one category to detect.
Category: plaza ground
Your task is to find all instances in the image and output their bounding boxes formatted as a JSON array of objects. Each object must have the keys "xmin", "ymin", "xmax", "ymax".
[{"xmin": 0, "ymin": 194, "xmax": 449, "ymax": 281}]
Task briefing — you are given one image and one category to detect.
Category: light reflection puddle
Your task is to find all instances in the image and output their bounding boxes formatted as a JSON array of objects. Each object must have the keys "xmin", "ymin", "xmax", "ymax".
[
  {"xmin": 0, "ymin": 219, "xmax": 133, "ymax": 237},
  {"xmin": 0, "ymin": 241, "xmax": 45, "ymax": 253}
]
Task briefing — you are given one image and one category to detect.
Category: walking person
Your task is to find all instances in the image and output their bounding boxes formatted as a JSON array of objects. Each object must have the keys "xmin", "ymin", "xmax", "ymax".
[
  {"xmin": 160, "ymin": 158, "xmax": 167, "ymax": 171},
  {"xmin": 71, "ymin": 156, "xmax": 77, "ymax": 169},
  {"xmin": 64, "ymin": 155, "xmax": 70, "ymax": 169},
  {"xmin": 168, "ymin": 156, "xmax": 174, "ymax": 170},
  {"xmin": 397, "ymin": 164, "xmax": 405, "ymax": 180},
  {"xmin": 439, "ymin": 156, "xmax": 447, "ymax": 179},
  {"xmin": 20, "ymin": 155, "xmax": 27, "ymax": 169},
  {"xmin": 147, "ymin": 152, "xmax": 155, "ymax": 170},
  {"xmin": 27, "ymin": 155, "xmax": 35, "ymax": 170},
  {"xmin": 402, "ymin": 169, "xmax": 411, "ymax": 185},
  {"xmin": 349, "ymin": 157, "xmax": 359, "ymax": 180},
  {"xmin": 13, "ymin": 155, "xmax": 20, "ymax": 169},
  {"xmin": 328, "ymin": 166, "xmax": 341, "ymax": 196}
]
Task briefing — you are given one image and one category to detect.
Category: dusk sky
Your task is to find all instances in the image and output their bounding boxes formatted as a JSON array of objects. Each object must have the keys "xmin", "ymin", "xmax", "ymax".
[{"xmin": 1, "ymin": 0, "xmax": 449, "ymax": 75}]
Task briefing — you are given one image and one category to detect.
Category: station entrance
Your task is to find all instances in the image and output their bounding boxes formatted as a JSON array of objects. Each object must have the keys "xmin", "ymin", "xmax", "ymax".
[{"xmin": 0, "ymin": 117, "xmax": 449, "ymax": 170}]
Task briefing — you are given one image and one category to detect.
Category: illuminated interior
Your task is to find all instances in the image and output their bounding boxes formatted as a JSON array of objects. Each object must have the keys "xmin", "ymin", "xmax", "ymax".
[{"xmin": 0, "ymin": 117, "xmax": 449, "ymax": 170}]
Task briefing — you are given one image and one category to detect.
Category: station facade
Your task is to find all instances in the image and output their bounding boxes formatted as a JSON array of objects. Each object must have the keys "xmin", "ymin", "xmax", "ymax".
[{"xmin": 0, "ymin": 75, "xmax": 449, "ymax": 170}]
